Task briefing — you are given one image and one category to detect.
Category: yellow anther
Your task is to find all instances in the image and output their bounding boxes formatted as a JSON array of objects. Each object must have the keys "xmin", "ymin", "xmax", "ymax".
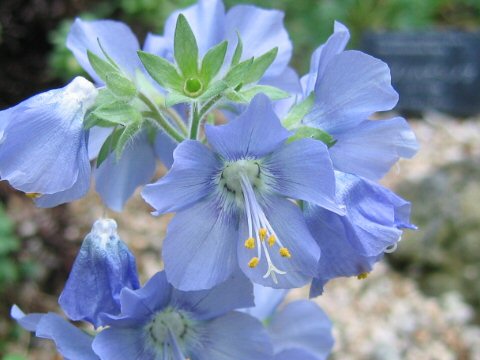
[
  {"xmin": 248, "ymin": 257, "xmax": 260, "ymax": 268},
  {"xmin": 25, "ymin": 193, "xmax": 41, "ymax": 199},
  {"xmin": 268, "ymin": 235, "xmax": 276, "ymax": 247},
  {"xmin": 279, "ymin": 247, "xmax": 291, "ymax": 258},
  {"xmin": 244, "ymin": 237, "xmax": 255, "ymax": 249},
  {"xmin": 357, "ymin": 272, "xmax": 369, "ymax": 280},
  {"xmin": 258, "ymin": 228, "xmax": 267, "ymax": 241}
]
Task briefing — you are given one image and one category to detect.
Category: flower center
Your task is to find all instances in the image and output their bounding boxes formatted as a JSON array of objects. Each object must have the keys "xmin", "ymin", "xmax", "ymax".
[
  {"xmin": 145, "ymin": 307, "xmax": 196, "ymax": 357},
  {"xmin": 220, "ymin": 160, "xmax": 292, "ymax": 284}
]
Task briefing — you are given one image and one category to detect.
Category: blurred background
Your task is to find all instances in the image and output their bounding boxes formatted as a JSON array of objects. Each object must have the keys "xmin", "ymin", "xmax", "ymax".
[{"xmin": 1, "ymin": 0, "xmax": 480, "ymax": 359}]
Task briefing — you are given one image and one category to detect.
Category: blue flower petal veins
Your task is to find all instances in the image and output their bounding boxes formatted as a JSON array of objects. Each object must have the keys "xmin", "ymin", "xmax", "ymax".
[{"xmin": 0, "ymin": 77, "xmax": 96, "ymax": 197}]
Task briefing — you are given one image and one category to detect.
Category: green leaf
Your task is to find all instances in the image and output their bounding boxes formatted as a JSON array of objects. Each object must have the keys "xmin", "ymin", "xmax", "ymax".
[
  {"xmin": 282, "ymin": 93, "xmax": 315, "ymax": 129},
  {"xmin": 137, "ymin": 51, "xmax": 183, "ymax": 91},
  {"xmin": 87, "ymin": 50, "xmax": 118, "ymax": 83},
  {"xmin": 96, "ymin": 128, "xmax": 123, "ymax": 167},
  {"xmin": 115, "ymin": 121, "xmax": 143, "ymax": 159},
  {"xmin": 243, "ymin": 47, "xmax": 278, "ymax": 84},
  {"xmin": 165, "ymin": 91, "xmax": 194, "ymax": 107},
  {"xmin": 224, "ymin": 58, "xmax": 253, "ymax": 87},
  {"xmin": 239, "ymin": 85, "xmax": 290, "ymax": 102},
  {"xmin": 198, "ymin": 80, "xmax": 228, "ymax": 101},
  {"xmin": 104, "ymin": 72, "xmax": 137, "ymax": 100},
  {"xmin": 89, "ymin": 102, "xmax": 142, "ymax": 128},
  {"xmin": 224, "ymin": 89, "xmax": 248, "ymax": 103},
  {"xmin": 200, "ymin": 41, "xmax": 228, "ymax": 84},
  {"xmin": 287, "ymin": 126, "xmax": 336, "ymax": 148},
  {"xmin": 174, "ymin": 14, "xmax": 199, "ymax": 77},
  {"xmin": 231, "ymin": 32, "xmax": 243, "ymax": 66}
]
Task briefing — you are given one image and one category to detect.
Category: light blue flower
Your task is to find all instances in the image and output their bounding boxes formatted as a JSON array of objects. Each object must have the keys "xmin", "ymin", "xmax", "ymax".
[
  {"xmin": 0, "ymin": 76, "xmax": 97, "ymax": 206},
  {"xmin": 304, "ymin": 172, "xmax": 416, "ymax": 296},
  {"xmin": 92, "ymin": 271, "xmax": 273, "ymax": 360},
  {"xmin": 59, "ymin": 219, "xmax": 140, "ymax": 328},
  {"xmin": 302, "ymin": 22, "xmax": 418, "ymax": 180},
  {"xmin": 144, "ymin": 0, "xmax": 300, "ymax": 93},
  {"xmin": 246, "ymin": 284, "xmax": 334, "ymax": 360},
  {"xmin": 143, "ymin": 95, "xmax": 343, "ymax": 291}
]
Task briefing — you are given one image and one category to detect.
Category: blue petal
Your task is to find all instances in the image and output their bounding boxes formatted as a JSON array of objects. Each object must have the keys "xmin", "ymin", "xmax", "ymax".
[
  {"xmin": 225, "ymin": 5, "xmax": 292, "ymax": 78},
  {"xmin": 59, "ymin": 219, "xmax": 139, "ymax": 328},
  {"xmin": 0, "ymin": 108, "xmax": 13, "ymax": 141},
  {"xmin": 154, "ymin": 130, "xmax": 178, "ymax": 168},
  {"xmin": 36, "ymin": 313, "xmax": 98, "ymax": 360},
  {"xmin": 143, "ymin": 33, "xmax": 172, "ymax": 60},
  {"xmin": 67, "ymin": 19, "xmax": 141, "ymax": 83},
  {"xmin": 264, "ymin": 138, "xmax": 343, "ymax": 214},
  {"xmin": 268, "ymin": 301, "xmax": 334, "ymax": 360},
  {"xmin": 193, "ymin": 311, "xmax": 273, "ymax": 360},
  {"xmin": 243, "ymin": 285, "xmax": 288, "ymax": 321},
  {"xmin": 0, "ymin": 77, "xmax": 96, "ymax": 194},
  {"xmin": 304, "ymin": 50, "xmax": 398, "ymax": 132},
  {"xmin": 261, "ymin": 66, "xmax": 301, "ymax": 94},
  {"xmin": 87, "ymin": 127, "xmax": 111, "ymax": 161},
  {"xmin": 163, "ymin": 0, "xmax": 226, "ymax": 57},
  {"xmin": 329, "ymin": 117, "xmax": 419, "ymax": 180},
  {"xmin": 142, "ymin": 140, "xmax": 220, "ymax": 214},
  {"xmin": 11, "ymin": 305, "xmax": 43, "ymax": 332},
  {"xmin": 92, "ymin": 327, "xmax": 155, "ymax": 360},
  {"xmin": 95, "ymin": 132, "xmax": 156, "ymax": 212},
  {"xmin": 205, "ymin": 94, "xmax": 290, "ymax": 161},
  {"xmin": 238, "ymin": 196, "xmax": 320, "ymax": 289},
  {"xmin": 303, "ymin": 21, "xmax": 350, "ymax": 95},
  {"xmin": 35, "ymin": 147, "xmax": 91, "ymax": 207},
  {"xmin": 171, "ymin": 272, "xmax": 254, "ymax": 321},
  {"xmin": 163, "ymin": 197, "xmax": 239, "ymax": 291},
  {"xmin": 275, "ymin": 349, "xmax": 321, "ymax": 360}
]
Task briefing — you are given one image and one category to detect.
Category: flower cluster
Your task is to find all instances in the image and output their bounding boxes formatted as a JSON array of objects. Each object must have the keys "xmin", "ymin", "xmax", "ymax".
[{"xmin": 4, "ymin": 0, "xmax": 418, "ymax": 358}]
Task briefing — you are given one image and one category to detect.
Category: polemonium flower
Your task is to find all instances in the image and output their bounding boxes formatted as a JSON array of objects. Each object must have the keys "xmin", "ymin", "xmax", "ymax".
[
  {"xmin": 11, "ymin": 305, "xmax": 98, "ymax": 360},
  {"xmin": 144, "ymin": 0, "xmax": 299, "ymax": 92},
  {"xmin": 304, "ymin": 172, "xmax": 416, "ymax": 296},
  {"xmin": 302, "ymin": 22, "xmax": 418, "ymax": 180},
  {"xmin": 246, "ymin": 285, "xmax": 334, "ymax": 360},
  {"xmin": 59, "ymin": 218, "xmax": 140, "ymax": 327},
  {"xmin": 92, "ymin": 271, "xmax": 273, "ymax": 360},
  {"xmin": 0, "ymin": 76, "xmax": 97, "ymax": 206},
  {"xmin": 143, "ymin": 95, "xmax": 343, "ymax": 290}
]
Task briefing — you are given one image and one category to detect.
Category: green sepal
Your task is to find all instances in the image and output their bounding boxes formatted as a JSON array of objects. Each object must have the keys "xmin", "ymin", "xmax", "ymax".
[
  {"xmin": 104, "ymin": 72, "xmax": 137, "ymax": 100},
  {"xmin": 282, "ymin": 93, "xmax": 315, "ymax": 129},
  {"xmin": 165, "ymin": 91, "xmax": 194, "ymax": 107},
  {"xmin": 198, "ymin": 80, "xmax": 228, "ymax": 101},
  {"xmin": 200, "ymin": 41, "xmax": 228, "ymax": 84},
  {"xmin": 238, "ymin": 85, "xmax": 290, "ymax": 102},
  {"xmin": 287, "ymin": 126, "xmax": 337, "ymax": 148},
  {"xmin": 242, "ymin": 47, "xmax": 278, "ymax": 84},
  {"xmin": 87, "ymin": 50, "xmax": 119, "ymax": 83},
  {"xmin": 224, "ymin": 89, "xmax": 248, "ymax": 103},
  {"xmin": 87, "ymin": 102, "xmax": 142, "ymax": 129},
  {"xmin": 138, "ymin": 51, "xmax": 183, "ymax": 92},
  {"xmin": 96, "ymin": 128, "xmax": 123, "ymax": 167},
  {"xmin": 115, "ymin": 121, "xmax": 143, "ymax": 159},
  {"xmin": 231, "ymin": 32, "xmax": 243, "ymax": 66},
  {"xmin": 174, "ymin": 14, "xmax": 199, "ymax": 78},
  {"xmin": 224, "ymin": 58, "xmax": 253, "ymax": 87}
]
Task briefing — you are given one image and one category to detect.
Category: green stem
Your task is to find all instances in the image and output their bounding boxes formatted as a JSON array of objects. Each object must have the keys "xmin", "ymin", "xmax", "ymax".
[
  {"xmin": 138, "ymin": 92, "xmax": 184, "ymax": 143},
  {"xmin": 189, "ymin": 102, "xmax": 200, "ymax": 140},
  {"xmin": 163, "ymin": 107, "xmax": 188, "ymax": 135}
]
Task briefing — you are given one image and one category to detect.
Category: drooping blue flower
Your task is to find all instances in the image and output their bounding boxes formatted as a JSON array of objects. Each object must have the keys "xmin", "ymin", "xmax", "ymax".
[
  {"xmin": 0, "ymin": 76, "xmax": 97, "ymax": 205},
  {"xmin": 11, "ymin": 305, "xmax": 99, "ymax": 360},
  {"xmin": 142, "ymin": 94, "xmax": 343, "ymax": 291},
  {"xmin": 301, "ymin": 22, "xmax": 418, "ymax": 180},
  {"xmin": 59, "ymin": 218, "xmax": 140, "ymax": 327},
  {"xmin": 144, "ymin": 0, "xmax": 300, "ymax": 93},
  {"xmin": 92, "ymin": 271, "xmax": 273, "ymax": 360},
  {"xmin": 245, "ymin": 284, "xmax": 334, "ymax": 360},
  {"xmin": 304, "ymin": 171, "xmax": 416, "ymax": 296}
]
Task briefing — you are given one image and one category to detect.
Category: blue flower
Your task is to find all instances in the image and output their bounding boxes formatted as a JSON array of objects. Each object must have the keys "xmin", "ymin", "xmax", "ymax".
[
  {"xmin": 59, "ymin": 219, "xmax": 140, "ymax": 328},
  {"xmin": 142, "ymin": 94, "xmax": 343, "ymax": 290},
  {"xmin": 11, "ymin": 305, "xmax": 98, "ymax": 360},
  {"xmin": 0, "ymin": 76, "xmax": 97, "ymax": 206},
  {"xmin": 245, "ymin": 285, "xmax": 334, "ymax": 360},
  {"xmin": 302, "ymin": 22, "xmax": 418, "ymax": 180},
  {"xmin": 92, "ymin": 271, "xmax": 273, "ymax": 360},
  {"xmin": 144, "ymin": 0, "xmax": 300, "ymax": 93},
  {"xmin": 304, "ymin": 172, "xmax": 416, "ymax": 296}
]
